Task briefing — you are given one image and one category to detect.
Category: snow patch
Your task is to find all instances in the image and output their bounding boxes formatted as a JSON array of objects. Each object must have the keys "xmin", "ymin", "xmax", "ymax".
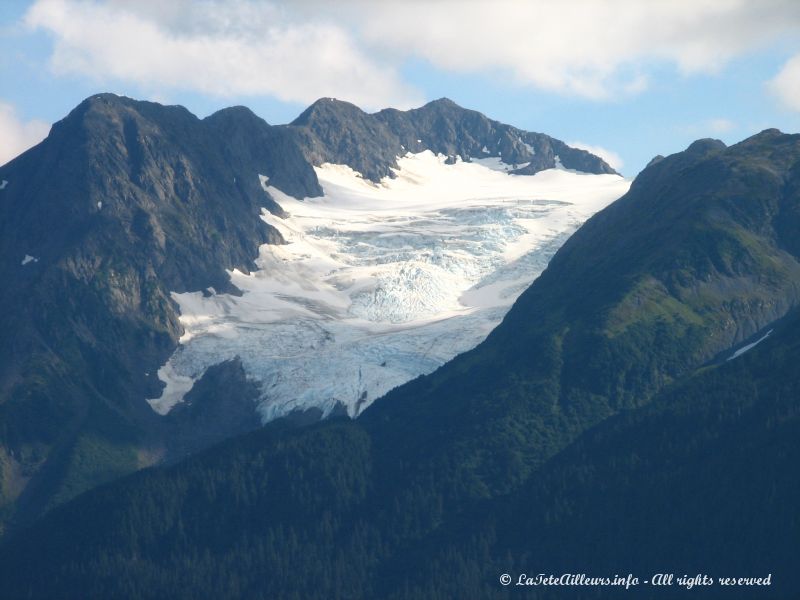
[
  {"xmin": 0, "ymin": 180, "xmax": 8, "ymax": 190},
  {"xmin": 97, "ymin": 201, "xmax": 102, "ymax": 209},
  {"xmin": 21, "ymin": 254, "xmax": 38, "ymax": 266},
  {"xmin": 147, "ymin": 362, "xmax": 197, "ymax": 415},
  {"xmin": 148, "ymin": 150, "xmax": 630, "ymax": 420},
  {"xmin": 728, "ymin": 330, "xmax": 773, "ymax": 361}
]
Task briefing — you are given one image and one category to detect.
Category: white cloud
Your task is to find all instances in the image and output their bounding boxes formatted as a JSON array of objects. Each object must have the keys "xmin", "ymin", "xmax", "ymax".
[
  {"xmin": 568, "ymin": 141, "xmax": 624, "ymax": 171},
  {"xmin": 0, "ymin": 102, "xmax": 50, "ymax": 166},
  {"xmin": 707, "ymin": 118, "xmax": 735, "ymax": 134},
  {"xmin": 679, "ymin": 118, "xmax": 737, "ymax": 137},
  {"xmin": 21, "ymin": 0, "xmax": 800, "ymax": 108},
  {"xmin": 768, "ymin": 53, "xmax": 800, "ymax": 111},
  {"xmin": 25, "ymin": 0, "xmax": 423, "ymax": 110},
  {"xmin": 352, "ymin": 0, "xmax": 800, "ymax": 99}
]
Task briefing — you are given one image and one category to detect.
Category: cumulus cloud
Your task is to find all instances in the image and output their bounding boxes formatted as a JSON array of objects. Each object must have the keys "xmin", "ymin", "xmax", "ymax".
[
  {"xmin": 568, "ymin": 141, "xmax": 624, "ymax": 171},
  {"xmin": 0, "ymin": 102, "xmax": 50, "ymax": 166},
  {"xmin": 679, "ymin": 118, "xmax": 737, "ymax": 137},
  {"xmin": 25, "ymin": 0, "xmax": 423, "ymax": 110},
  {"xmin": 353, "ymin": 0, "xmax": 800, "ymax": 99},
  {"xmin": 22, "ymin": 0, "xmax": 800, "ymax": 108},
  {"xmin": 768, "ymin": 53, "xmax": 800, "ymax": 111},
  {"xmin": 707, "ymin": 118, "xmax": 735, "ymax": 134}
]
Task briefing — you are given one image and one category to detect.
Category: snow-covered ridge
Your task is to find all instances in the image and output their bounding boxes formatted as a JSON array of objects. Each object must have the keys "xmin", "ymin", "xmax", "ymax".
[{"xmin": 148, "ymin": 151, "xmax": 630, "ymax": 421}]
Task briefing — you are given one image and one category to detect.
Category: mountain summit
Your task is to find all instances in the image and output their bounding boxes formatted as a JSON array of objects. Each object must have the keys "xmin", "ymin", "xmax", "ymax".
[{"xmin": 289, "ymin": 96, "xmax": 617, "ymax": 180}]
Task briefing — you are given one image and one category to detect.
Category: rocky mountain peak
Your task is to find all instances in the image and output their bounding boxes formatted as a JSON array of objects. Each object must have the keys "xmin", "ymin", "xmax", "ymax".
[
  {"xmin": 205, "ymin": 105, "xmax": 267, "ymax": 126},
  {"xmin": 418, "ymin": 97, "xmax": 462, "ymax": 110},
  {"xmin": 290, "ymin": 97, "xmax": 368, "ymax": 127},
  {"xmin": 685, "ymin": 137, "xmax": 727, "ymax": 156}
]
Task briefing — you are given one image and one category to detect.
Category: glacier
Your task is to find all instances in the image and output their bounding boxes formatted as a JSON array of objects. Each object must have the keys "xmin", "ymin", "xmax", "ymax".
[{"xmin": 147, "ymin": 151, "xmax": 630, "ymax": 421}]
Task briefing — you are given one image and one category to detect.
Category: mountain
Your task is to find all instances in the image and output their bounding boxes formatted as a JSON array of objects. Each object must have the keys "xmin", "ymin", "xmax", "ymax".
[
  {"xmin": 359, "ymin": 128, "xmax": 800, "ymax": 500},
  {"xmin": 0, "ymin": 94, "xmax": 321, "ymax": 532},
  {"xmin": 0, "ymin": 94, "xmax": 616, "ymax": 534},
  {"xmin": 0, "ymin": 130, "xmax": 797, "ymax": 599},
  {"xmin": 290, "ymin": 96, "xmax": 616, "ymax": 181}
]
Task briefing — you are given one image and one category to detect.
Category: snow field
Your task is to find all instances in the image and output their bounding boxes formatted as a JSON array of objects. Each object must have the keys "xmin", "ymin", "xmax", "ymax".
[{"xmin": 148, "ymin": 151, "xmax": 630, "ymax": 420}]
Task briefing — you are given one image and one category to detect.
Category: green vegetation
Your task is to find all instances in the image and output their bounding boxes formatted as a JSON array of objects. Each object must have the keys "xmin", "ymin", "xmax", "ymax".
[
  {"xmin": 1, "ymin": 310, "xmax": 796, "ymax": 599},
  {"xmin": 46, "ymin": 432, "xmax": 139, "ymax": 510}
]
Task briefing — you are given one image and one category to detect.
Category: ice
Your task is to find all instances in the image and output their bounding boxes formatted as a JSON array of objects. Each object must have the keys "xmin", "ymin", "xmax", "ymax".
[
  {"xmin": 0, "ymin": 180, "xmax": 8, "ymax": 190},
  {"xmin": 728, "ymin": 329, "xmax": 773, "ymax": 361},
  {"xmin": 147, "ymin": 362, "xmax": 196, "ymax": 415},
  {"xmin": 97, "ymin": 201, "xmax": 102, "ymax": 209},
  {"xmin": 258, "ymin": 174, "xmax": 269, "ymax": 190},
  {"xmin": 147, "ymin": 151, "xmax": 630, "ymax": 421},
  {"xmin": 471, "ymin": 156, "xmax": 514, "ymax": 172},
  {"xmin": 21, "ymin": 254, "xmax": 38, "ymax": 266},
  {"xmin": 472, "ymin": 156, "xmax": 529, "ymax": 172}
]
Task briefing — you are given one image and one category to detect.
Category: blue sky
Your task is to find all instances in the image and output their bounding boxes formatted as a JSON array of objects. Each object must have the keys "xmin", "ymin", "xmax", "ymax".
[{"xmin": 2, "ymin": 0, "xmax": 800, "ymax": 175}]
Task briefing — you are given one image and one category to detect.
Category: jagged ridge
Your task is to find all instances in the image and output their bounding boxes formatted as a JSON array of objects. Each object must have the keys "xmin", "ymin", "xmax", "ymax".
[{"xmin": 287, "ymin": 97, "xmax": 617, "ymax": 181}]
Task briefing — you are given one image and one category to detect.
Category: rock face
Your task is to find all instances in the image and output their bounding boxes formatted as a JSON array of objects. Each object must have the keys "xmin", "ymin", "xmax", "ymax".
[
  {"xmin": 288, "ymin": 97, "xmax": 617, "ymax": 181},
  {"xmin": 0, "ymin": 94, "xmax": 321, "ymax": 530}
]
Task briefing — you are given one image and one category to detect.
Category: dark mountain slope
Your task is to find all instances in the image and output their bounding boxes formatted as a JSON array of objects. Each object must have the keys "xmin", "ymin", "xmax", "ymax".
[
  {"xmin": 288, "ymin": 97, "xmax": 616, "ymax": 181},
  {"xmin": 501, "ymin": 307, "xmax": 800, "ymax": 599},
  {"xmin": 390, "ymin": 307, "xmax": 800, "ymax": 600},
  {"xmin": 0, "ymin": 94, "xmax": 321, "ymax": 532},
  {"xmin": 1, "ymin": 132, "xmax": 797, "ymax": 599},
  {"xmin": 3, "ymin": 314, "xmax": 796, "ymax": 599}
]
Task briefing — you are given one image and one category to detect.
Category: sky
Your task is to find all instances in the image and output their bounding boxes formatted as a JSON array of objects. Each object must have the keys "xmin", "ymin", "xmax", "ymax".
[{"xmin": 2, "ymin": 0, "xmax": 800, "ymax": 176}]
